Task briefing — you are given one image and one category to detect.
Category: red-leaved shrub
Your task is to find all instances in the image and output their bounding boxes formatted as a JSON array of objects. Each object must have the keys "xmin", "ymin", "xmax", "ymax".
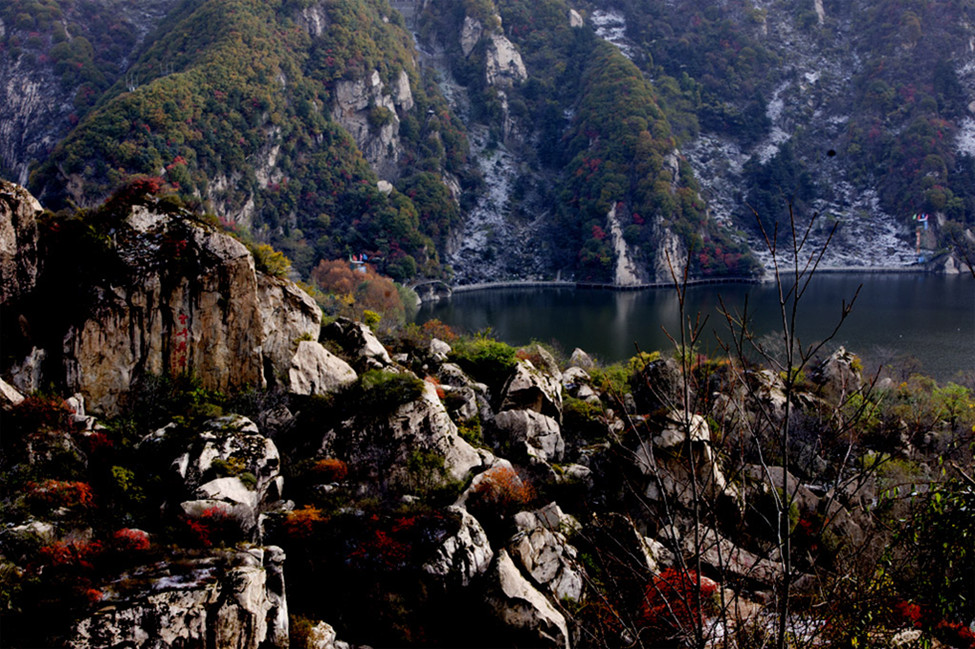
[{"xmin": 639, "ymin": 568, "xmax": 718, "ymax": 640}]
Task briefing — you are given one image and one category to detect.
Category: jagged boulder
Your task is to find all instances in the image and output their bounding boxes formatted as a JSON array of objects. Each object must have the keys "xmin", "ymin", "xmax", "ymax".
[
  {"xmin": 633, "ymin": 411, "xmax": 736, "ymax": 507},
  {"xmin": 812, "ymin": 346, "xmax": 864, "ymax": 395},
  {"xmin": 143, "ymin": 415, "xmax": 282, "ymax": 540},
  {"xmin": 661, "ymin": 524, "xmax": 783, "ymax": 588},
  {"xmin": 510, "ymin": 503, "xmax": 584, "ymax": 602},
  {"xmin": 492, "ymin": 409, "xmax": 564, "ymax": 464},
  {"xmin": 460, "ymin": 15, "xmax": 483, "ymax": 57},
  {"xmin": 322, "ymin": 317, "xmax": 393, "ymax": 370},
  {"xmin": 323, "ymin": 379, "xmax": 482, "ymax": 493},
  {"xmin": 0, "ymin": 376, "xmax": 24, "ymax": 408},
  {"xmin": 500, "ymin": 359, "xmax": 563, "ymax": 421},
  {"xmin": 631, "ymin": 358, "xmax": 685, "ymax": 414},
  {"xmin": 70, "ymin": 546, "xmax": 288, "ymax": 649},
  {"xmin": 567, "ymin": 348, "xmax": 594, "ymax": 370},
  {"xmin": 258, "ymin": 274, "xmax": 322, "ymax": 383},
  {"xmin": 485, "ymin": 33, "xmax": 527, "ymax": 87},
  {"xmin": 485, "ymin": 550, "xmax": 570, "ymax": 649},
  {"xmin": 0, "ymin": 179, "xmax": 40, "ymax": 303},
  {"xmin": 423, "ymin": 505, "xmax": 494, "ymax": 587},
  {"xmin": 561, "ymin": 366, "xmax": 601, "ymax": 404},
  {"xmin": 288, "ymin": 340, "xmax": 357, "ymax": 396}
]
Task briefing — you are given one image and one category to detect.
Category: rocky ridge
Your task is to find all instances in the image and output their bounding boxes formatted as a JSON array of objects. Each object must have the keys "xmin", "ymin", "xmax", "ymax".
[{"xmin": 1, "ymin": 181, "xmax": 973, "ymax": 648}]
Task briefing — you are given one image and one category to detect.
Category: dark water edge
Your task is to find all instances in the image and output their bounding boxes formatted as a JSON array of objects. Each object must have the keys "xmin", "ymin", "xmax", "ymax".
[{"xmin": 417, "ymin": 274, "xmax": 975, "ymax": 383}]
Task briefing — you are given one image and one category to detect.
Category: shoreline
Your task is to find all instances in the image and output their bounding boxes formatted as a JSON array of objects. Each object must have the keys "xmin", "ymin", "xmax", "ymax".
[{"xmin": 425, "ymin": 265, "xmax": 935, "ymax": 297}]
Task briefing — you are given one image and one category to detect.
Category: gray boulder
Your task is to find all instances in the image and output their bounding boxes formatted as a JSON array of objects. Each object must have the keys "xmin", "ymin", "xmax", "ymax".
[
  {"xmin": 423, "ymin": 505, "xmax": 494, "ymax": 587},
  {"xmin": 510, "ymin": 504, "xmax": 584, "ymax": 602},
  {"xmin": 0, "ymin": 179, "xmax": 40, "ymax": 303},
  {"xmin": 500, "ymin": 359, "xmax": 563, "ymax": 421},
  {"xmin": 485, "ymin": 550, "xmax": 570, "ymax": 649},
  {"xmin": 493, "ymin": 409, "xmax": 564, "ymax": 463},
  {"xmin": 322, "ymin": 317, "xmax": 393, "ymax": 370},
  {"xmin": 258, "ymin": 274, "xmax": 322, "ymax": 383},
  {"xmin": 288, "ymin": 340, "xmax": 357, "ymax": 396}
]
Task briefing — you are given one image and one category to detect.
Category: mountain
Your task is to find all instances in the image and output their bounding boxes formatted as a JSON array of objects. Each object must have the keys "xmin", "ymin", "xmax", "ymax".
[{"xmin": 2, "ymin": 0, "xmax": 974, "ymax": 284}]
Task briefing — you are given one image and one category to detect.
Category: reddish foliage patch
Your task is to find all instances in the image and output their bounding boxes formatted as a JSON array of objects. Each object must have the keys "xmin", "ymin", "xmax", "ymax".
[
  {"xmin": 28, "ymin": 480, "xmax": 94, "ymax": 510},
  {"xmin": 312, "ymin": 458, "xmax": 349, "ymax": 482},
  {"xmin": 639, "ymin": 568, "xmax": 718, "ymax": 639}
]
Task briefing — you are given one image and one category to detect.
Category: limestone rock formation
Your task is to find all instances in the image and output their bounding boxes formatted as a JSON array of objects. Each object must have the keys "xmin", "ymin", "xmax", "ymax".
[
  {"xmin": 322, "ymin": 317, "xmax": 393, "ymax": 370},
  {"xmin": 288, "ymin": 340, "xmax": 357, "ymax": 396},
  {"xmin": 485, "ymin": 33, "xmax": 527, "ymax": 88},
  {"xmin": 144, "ymin": 415, "xmax": 283, "ymax": 541},
  {"xmin": 258, "ymin": 273, "xmax": 322, "ymax": 383},
  {"xmin": 70, "ymin": 546, "xmax": 288, "ymax": 649},
  {"xmin": 500, "ymin": 359, "xmax": 563, "ymax": 421},
  {"xmin": 485, "ymin": 550, "xmax": 570, "ymax": 649},
  {"xmin": 492, "ymin": 409, "xmax": 564, "ymax": 464},
  {"xmin": 330, "ymin": 69, "xmax": 413, "ymax": 180},
  {"xmin": 510, "ymin": 504, "xmax": 584, "ymax": 602},
  {"xmin": 0, "ymin": 179, "xmax": 40, "ymax": 303},
  {"xmin": 61, "ymin": 204, "xmax": 264, "ymax": 414},
  {"xmin": 423, "ymin": 505, "xmax": 494, "ymax": 587}
]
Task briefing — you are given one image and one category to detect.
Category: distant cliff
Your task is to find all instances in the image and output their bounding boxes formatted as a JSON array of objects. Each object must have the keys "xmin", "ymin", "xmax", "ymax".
[{"xmin": 2, "ymin": 0, "xmax": 974, "ymax": 284}]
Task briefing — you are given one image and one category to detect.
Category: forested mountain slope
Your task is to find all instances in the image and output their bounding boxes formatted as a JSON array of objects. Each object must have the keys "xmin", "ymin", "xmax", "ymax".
[{"xmin": 2, "ymin": 0, "xmax": 973, "ymax": 283}]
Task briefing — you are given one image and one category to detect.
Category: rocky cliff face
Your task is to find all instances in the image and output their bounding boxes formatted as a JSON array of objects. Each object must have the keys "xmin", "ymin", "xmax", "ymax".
[
  {"xmin": 0, "ymin": 180, "xmax": 327, "ymax": 414},
  {"xmin": 331, "ymin": 69, "xmax": 414, "ymax": 181}
]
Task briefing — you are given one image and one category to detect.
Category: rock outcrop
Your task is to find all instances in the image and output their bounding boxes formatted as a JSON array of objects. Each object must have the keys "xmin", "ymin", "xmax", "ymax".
[
  {"xmin": 0, "ymin": 179, "xmax": 40, "ymax": 303},
  {"xmin": 330, "ymin": 69, "xmax": 413, "ymax": 180},
  {"xmin": 423, "ymin": 505, "xmax": 494, "ymax": 587},
  {"xmin": 70, "ymin": 546, "xmax": 288, "ymax": 649},
  {"xmin": 143, "ymin": 415, "xmax": 283, "ymax": 541},
  {"xmin": 0, "ymin": 184, "xmax": 328, "ymax": 416},
  {"xmin": 288, "ymin": 340, "xmax": 358, "ymax": 396},
  {"xmin": 258, "ymin": 274, "xmax": 322, "ymax": 383},
  {"xmin": 485, "ymin": 550, "xmax": 570, "ymax": 649}
]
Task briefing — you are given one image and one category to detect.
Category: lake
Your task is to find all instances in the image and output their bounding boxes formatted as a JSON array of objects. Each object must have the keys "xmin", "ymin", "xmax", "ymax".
[{"xmin": 417, "ymin": 274, "xmax": 975, "ymax": 383}]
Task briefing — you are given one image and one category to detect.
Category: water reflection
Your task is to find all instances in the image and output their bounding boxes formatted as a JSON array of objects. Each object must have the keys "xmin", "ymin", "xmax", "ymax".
[{"xmin": 419, "ymin": 275, "xmax": 975, "ymax": 382}]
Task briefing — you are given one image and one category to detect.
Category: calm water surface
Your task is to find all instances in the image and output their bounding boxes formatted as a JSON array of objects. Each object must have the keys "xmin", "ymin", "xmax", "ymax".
[{"xmin": 418, "ymin": 274, "xmax": 975, "ymax": 382}]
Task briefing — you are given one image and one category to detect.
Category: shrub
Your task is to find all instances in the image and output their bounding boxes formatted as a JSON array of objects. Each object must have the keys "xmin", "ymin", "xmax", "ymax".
[
  {"xmin": 355, "ymin": 370, "xmax": 425, "ymax": 415},
  {"xmin": 111, "ymin": 528, "xmax": 150, "ymax": 553},
  {"xmin": 180, "ymin": 506, "xmax": 235, "ymax": 548},
  {"xmin": 283, "ymin": 506, "xmax": 328, "ymax": 540},
  {"xmin": 8, "ymin": 395, "xmax": 74, "ymax": 433},
  {"xmin": 639, "ymin": 568, "xmax": 718, "ymax": 640},
  {"xmin": 449, "ymin": 334, "xmax": 517, "ymax": 391},
  {"xmin": 312, "ymin": 458, "xmax": 349, "ymax": 482},
  {"xmin": 468, "ymin": 466, "xmax": 535, "ymax": 520},
  {"xmin": 27, "ymin": 480, "xmax": 94, "ymax": 510},
  {"xmin": 251, "ymin": 243, "xmax": 293, "ymax": 278}
]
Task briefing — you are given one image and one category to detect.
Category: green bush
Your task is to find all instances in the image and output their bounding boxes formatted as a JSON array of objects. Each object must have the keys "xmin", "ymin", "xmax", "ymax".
[
  {"xmin": 448, "ymin": 334, "xmax": 518, "ymax": 391},
  {"xmin": 354, "ymin": 370, "xmax": 425, "ymax": 415}
]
